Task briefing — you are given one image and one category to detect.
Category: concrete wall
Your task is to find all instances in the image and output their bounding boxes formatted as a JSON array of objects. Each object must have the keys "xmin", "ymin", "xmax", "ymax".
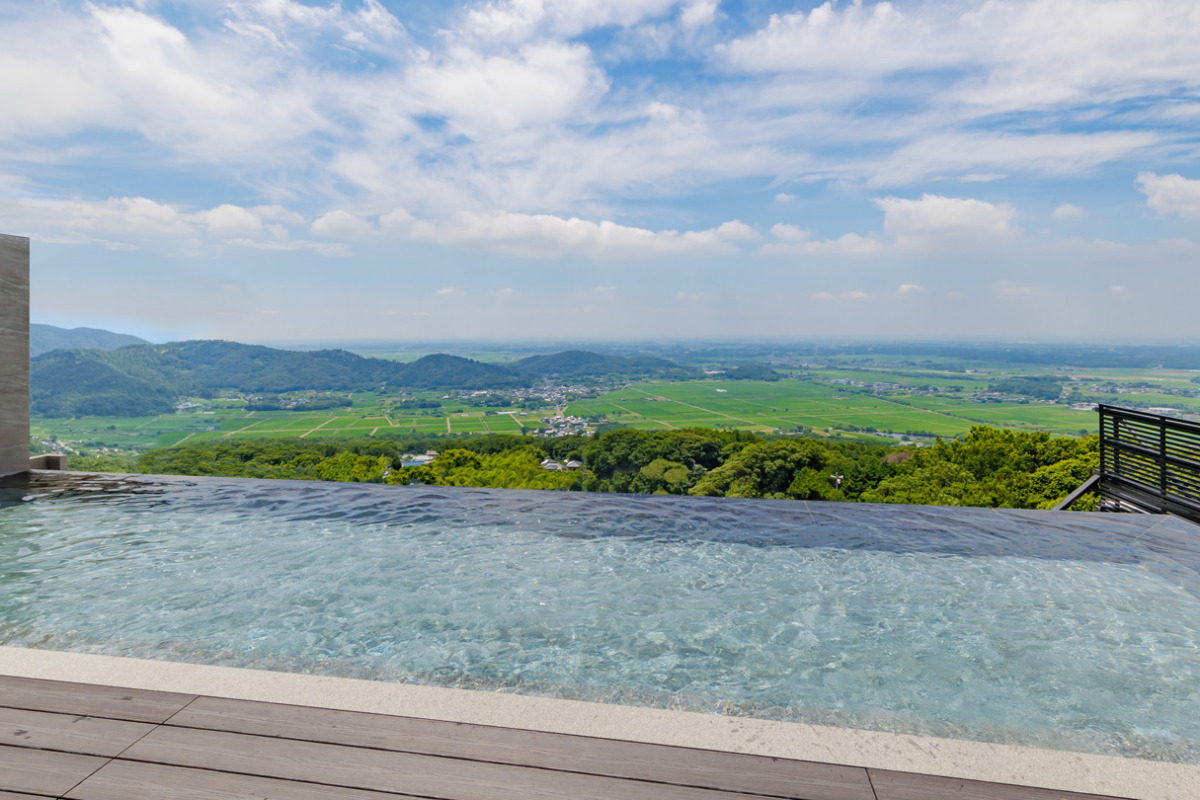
[{"xmin": 0, "ymin": 235, "xmax": 29, "ymax": 476}]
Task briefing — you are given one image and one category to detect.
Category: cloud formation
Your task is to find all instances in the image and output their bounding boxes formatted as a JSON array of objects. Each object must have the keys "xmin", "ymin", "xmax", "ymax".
[
  {"xmin": 1138, "ymin": 172, "xmax": 1200, "ymax": 221},
  {"xmin": 874, "ymin": 194, "xmax": 1017, "ymax": 250}
]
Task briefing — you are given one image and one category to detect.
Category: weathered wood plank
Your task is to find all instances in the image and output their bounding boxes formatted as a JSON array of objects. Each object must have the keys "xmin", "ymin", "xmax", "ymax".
[
  {"xmin": 123, "ymin": 726, "xmax": 782, "ymax": 800},
  {"xmin": 0, "ymin": 743, "xmax": 107, "ymax": 796},
  {"xmin": 171, "ymin": 696, "xmax": 872, "ymax": 800},
  {"xmin": 869, "ymin": 769, "xmax": 1132, "ymax": 800},
  {"xmin": 65, "ymin": 761, "xmax": 422, "ymax": 800},
  {"xmin": 1, "ymin": 706, "xmax": 156, "ymax": 757},
  {"xmin": 0, "ymin": 792, "xmax": 56, "ymax": 800},
  {"xmin": 0, "ymin": 675, "xmax": 194, "ymax": 723}
]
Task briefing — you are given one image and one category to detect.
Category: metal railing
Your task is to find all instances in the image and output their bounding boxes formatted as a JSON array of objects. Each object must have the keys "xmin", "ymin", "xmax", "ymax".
[{"xmin": 1096, "ymin": 404, "xmax": 1200, "ymax": 524}]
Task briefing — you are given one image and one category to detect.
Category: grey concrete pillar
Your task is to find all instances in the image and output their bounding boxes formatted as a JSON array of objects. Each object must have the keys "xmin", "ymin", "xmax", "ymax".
[{"xmin": 0, "ymin": 235, "xmax": 30, "ymax": 476}]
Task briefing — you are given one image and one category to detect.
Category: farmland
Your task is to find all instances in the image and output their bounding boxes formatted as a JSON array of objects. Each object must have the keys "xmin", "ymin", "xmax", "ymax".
[
  {"xmin": 31, "ymin": 340, "xmax": 1200, "ymax": 461},
  {"xmin": 565, "ymin": 379, "xmax": 1095, "ymax": 440}
]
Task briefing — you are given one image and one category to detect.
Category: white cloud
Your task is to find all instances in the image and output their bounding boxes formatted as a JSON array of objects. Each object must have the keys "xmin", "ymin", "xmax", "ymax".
[
  {"xmin": 871, "ymin": 131, "xmax": 1156, "ymax": 186},
  {"xmin": 382, "ymin": 209, "xmax": 754, "ymax": 259},
  {"xmin": 252, "ymin": 205, "xmax": 307, "ymax": 224},
  {"xmin": 407, "ymin": 42, "xmax": 608, "ymax": 134},
  {"xmin": 465, "ymin": 0, "xmax": 680, "ymax": 41},
  {"xmin": 222, "ymin": 0, "xmax": 405, "ymax": 50},
  {"xmin": 199, "ymin": 204, "xmax": 263, "ymax": 235},
  {"xmin": 1137, "ymin": 172, "xmax": 1200, "ymax": 221},
  {"xmin": 762, "ymin": 224, "xmax": 881, "ymax": 256},
  {"xmin": 874, "ymin": 194, "xmax": 1017, "ymax": 250},
  {"xmin": 1053, "ymin": 203, "xmax": 1084, "ymax": 219},
  {"xmin": 1111, "ymin": 284, "xmax": 1130, "ymax": 294},
  {"xmin": 680, "ymin": 1, "xmax": 718, "ymax": 29},
  {"xmin": 774, "ymin": 193, "xmax": 796, "ymax": 203},
  {"xmin": 722, "ymin": 1, "xmax": 953, "ymax": 75},
  {"xmin": 896, "ymin": 283, "xmax": 926, "ymax": 294},
  {"xmin": 724, "ymin": 0, "xmax": 1200, "ymax": 115},
  {"xmin": 311, "ymin": 210, "xmax": 373, "ymax": 239},
  {"xmin": 435, "ymin": 287, "xmax": 466, "ymax": 296}
]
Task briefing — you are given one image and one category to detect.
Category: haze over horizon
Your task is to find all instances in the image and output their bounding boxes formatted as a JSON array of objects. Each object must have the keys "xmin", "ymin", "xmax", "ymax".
[{"xmin": 3, "ymin": 1, "xmax": 1199, "ymax": 345}]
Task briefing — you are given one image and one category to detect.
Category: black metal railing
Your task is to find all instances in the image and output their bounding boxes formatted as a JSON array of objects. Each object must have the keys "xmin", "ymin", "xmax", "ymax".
[{"xmin": 1097, "ymin": 404, "xmax": 1200, "ymax": 524}]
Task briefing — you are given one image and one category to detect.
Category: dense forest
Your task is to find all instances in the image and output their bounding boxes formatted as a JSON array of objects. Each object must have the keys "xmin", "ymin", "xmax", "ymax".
[
  {"xmin": 31, "ymin": 341, "xmax": 697, "ymax": 417},
  {"xmin": 73, "ymin": 425, "xmax": 1099, "ymax": 511}
]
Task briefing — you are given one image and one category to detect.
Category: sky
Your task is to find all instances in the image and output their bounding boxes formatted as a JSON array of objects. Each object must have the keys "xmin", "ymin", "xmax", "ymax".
[{"xmin": 2, "ymin": 0, "xmax": 1200, "ymax": 345}]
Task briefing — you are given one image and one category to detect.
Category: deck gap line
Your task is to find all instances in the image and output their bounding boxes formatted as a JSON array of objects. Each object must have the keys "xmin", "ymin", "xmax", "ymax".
[
  {"xmin": 864, "ymin": 768, "xmax": 882, "ymax": 800},
  {"xmin": 107, "ymin": 754, "xmax": 563, "ymax": 800},
  {"xmin": 152, "ymin": 721, "xmax": 806, "ymax": 799},
  {"xmin": 106, "ymin": 758, "xmax": 432, "ymax": 800}
]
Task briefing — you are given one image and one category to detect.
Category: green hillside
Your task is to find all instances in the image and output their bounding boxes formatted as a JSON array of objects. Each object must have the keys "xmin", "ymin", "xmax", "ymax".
[
  {"xmin": 30, "ymin": 324, "xmax": 148, "ymax": 357},
  {"xmin": 30, "ymin": 340, "xmax": 688, "ymax": 417}
]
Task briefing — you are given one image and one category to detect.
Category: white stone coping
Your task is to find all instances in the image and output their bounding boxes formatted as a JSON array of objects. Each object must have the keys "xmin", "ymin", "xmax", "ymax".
[{"xmin": 1, "ymin": 647, "xmax": 1196, "ymax": 799}]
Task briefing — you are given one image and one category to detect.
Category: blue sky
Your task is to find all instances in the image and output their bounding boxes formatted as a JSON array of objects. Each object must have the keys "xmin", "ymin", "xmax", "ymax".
[{"xmin": 3, "ymin": 0, "xmax": 1199, "ymax": 344}]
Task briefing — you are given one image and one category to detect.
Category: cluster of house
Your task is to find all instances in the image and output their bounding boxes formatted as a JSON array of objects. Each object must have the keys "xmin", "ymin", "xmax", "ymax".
[
  {"xmin": 540, "ymin": 458, "xmax": 584, "ymax": 471},
  {"xmin": 537, "ymin": 415, "xmax": 590, "ymax": 437},
  {"xmin": 400, "ymin": 450, "xmax": 439, "ymax": 466}
]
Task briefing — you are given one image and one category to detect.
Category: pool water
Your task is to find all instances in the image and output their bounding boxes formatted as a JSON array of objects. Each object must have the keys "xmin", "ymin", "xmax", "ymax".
[{"xmin": 2, "ymin": 472, "xmax": 1198, "ymax": 762}]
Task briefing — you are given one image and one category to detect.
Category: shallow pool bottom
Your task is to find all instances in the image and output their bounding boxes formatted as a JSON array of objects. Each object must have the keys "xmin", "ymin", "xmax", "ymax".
[{"xmin": 2, "ymin": 472, "xmax": 1198, "ymax": 763}]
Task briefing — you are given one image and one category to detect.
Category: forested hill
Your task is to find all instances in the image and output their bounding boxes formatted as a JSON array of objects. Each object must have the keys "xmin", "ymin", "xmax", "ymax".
[
  {"xmin": 31, "ymin": 323, "xmax": 148, "ymax": 357},
  {"xmin": 30, "ymin": 340, "xmax": 691, "ymax": 417},
  {"xmin": 512, "ymin": 350, "xmax": 694, "ymax": 380}
]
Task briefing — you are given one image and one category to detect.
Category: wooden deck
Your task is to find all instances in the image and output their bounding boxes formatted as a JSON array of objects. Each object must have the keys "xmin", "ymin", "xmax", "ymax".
[{"xmin": 0, "ymin": 675, "xmax": 1134, "ymax": 800}]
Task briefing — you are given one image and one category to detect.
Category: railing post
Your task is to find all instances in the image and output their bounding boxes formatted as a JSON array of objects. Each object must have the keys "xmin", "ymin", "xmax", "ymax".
[{"xmin": 1160, "ymin": 420, "xmax": 1168, "ymax": 502}]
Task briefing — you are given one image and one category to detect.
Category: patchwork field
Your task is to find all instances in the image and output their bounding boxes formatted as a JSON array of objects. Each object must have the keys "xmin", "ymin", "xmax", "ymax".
[
  {"xmin": 566, "ymin": 380, "xmax": 1098, "ymax": 439},
  {"xmin": 35, "ymin": 350, "xmax": 1200, "ymax": 460}
]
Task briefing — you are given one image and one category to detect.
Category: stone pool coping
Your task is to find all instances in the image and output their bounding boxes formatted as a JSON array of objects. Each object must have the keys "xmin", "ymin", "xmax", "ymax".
[{"xmin": 2, "ymin": 646, "xmax": 1195, "ymax": 800}]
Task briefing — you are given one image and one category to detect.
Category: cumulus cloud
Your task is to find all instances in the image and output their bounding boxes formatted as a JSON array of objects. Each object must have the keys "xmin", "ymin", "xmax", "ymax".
[
  {"xmin": 874, "ymin": 194, "xmax": 1017, "ymax": 250},
  {"xmin": 761, "ymin": 224, "xmax": 880, "ymax": 256},
  {"xmin": 896, "ymin": 283, "xmax": 926, "ymax": 294},
  {"xmin": 1138, "ymin": 172, "xmax": 1200, "ymax": 221},
  {"xmin": 435, "ymin": 287, "xmax": 466, "ymax": 296},
  {"xmin": 382, "ymin": 209, "xmax": 755, "ymax": 259},
  {"xmin": 1053, "ymin": 203, "xmax": 1084, "ymax": 219},
  {"xmin": 311, "ymin": 210, "xmax": 374, "ymax": 239},
  {"xmin": 199, "ymin": 204, "xmax": 263, "ymax": 235}
]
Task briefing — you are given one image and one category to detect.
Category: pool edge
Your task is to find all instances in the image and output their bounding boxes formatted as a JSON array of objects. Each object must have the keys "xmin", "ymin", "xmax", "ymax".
[{"xmin": 1, "ymin": 646, "xmax": 1193, "ymax": 800}]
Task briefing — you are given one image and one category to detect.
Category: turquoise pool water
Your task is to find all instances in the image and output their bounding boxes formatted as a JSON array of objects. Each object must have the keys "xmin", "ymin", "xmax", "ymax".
[{"xmin": 2, "ymin": 472, "xmax": 1198, "ymax": 761}]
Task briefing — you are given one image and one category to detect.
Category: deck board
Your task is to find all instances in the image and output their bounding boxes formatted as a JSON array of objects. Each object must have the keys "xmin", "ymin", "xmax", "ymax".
[
  {"xmin": 170, "ymin": 695, "xmax": 873, "ymax": 800},
  {"xmin": 0, "ymin": 677, "xmax": 1146, "ymax": 800},
  {"xmin": 0, "ymin": 743, "xmax": 108, "ymax": 796},
  {"xmin": 0, "ymin": 675, "xmax": 194, "ymax": 723},
  {"xmin": 122, "ymin": 725, "xmax": 775, "ymax": 800},
  {"xmin": 869, "ymin": 769, "xmax": 1137, "ymax": 800},
  {"xmin": 0, "ymin": 706, "xmax": 156, "ymax": 757},
  {"xmin": 64, "ymin": 761, "xmax": 421, "ymax": 800}
]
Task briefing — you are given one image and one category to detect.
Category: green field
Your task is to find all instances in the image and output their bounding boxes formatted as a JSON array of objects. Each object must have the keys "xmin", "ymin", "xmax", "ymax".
[
  {"xmin": 34, "ymin": 351, "xmax": 1200, "ymax": 459},
  {"xmin": 566, "ymin": 380, "xmax": 1098, "ymax": 440}
]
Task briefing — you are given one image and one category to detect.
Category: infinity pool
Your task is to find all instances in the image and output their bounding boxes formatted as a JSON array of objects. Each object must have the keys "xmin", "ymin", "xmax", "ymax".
[{"xmin": 2, "ymin": 472, "xmax": 1198, "ymax": 762}]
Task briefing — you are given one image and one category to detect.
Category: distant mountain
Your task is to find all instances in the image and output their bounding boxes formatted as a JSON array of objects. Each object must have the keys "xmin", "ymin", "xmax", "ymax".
[
  {"xmin": 30, "ymin": 323, "xmax": 148, "ymax": 357},
  {"xmin": 514, "ymin": 350, "xmax": 694, "ymax": 381},
  {"xmin": 31, "ymin": 340, "xmax": 683, "ymax": 418}
]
